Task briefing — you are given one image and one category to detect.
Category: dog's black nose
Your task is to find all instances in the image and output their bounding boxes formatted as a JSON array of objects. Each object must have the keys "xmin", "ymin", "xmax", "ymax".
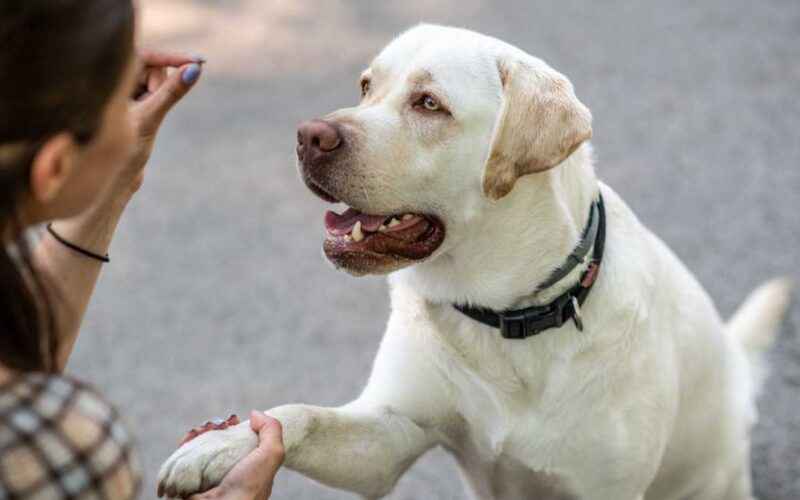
[{"xmin": 297, "ymin": 120, "xmax": 342, "ymax": 162}]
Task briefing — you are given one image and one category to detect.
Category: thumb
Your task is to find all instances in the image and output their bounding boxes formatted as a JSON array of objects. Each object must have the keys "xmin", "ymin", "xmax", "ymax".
[
  {"xmin": 214, "ymin": 412, "xmax": 284, "ymax": 497},
  {"xmin": 138, "ymin": 63, "xmax": 203, "ymax": 132},
  {"xmin": 250, "ymin": 411, "xmax": 285, "ymax": 472}
]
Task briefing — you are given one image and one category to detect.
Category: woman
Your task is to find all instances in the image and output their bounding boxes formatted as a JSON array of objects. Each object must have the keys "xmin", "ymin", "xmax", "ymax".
[{"xmin": 0, "ymin": 1, "xmax": 283, "ymax": 498}]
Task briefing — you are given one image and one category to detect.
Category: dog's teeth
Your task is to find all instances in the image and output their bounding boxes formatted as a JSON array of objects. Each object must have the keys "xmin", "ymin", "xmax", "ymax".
[
  {"xmin": 344, "ymin": 234, "xmax": 352, "ymax": 242},
  {"xmin": 402, "ymin": 214, "xmax": 414, "ymax": 220},
  {"xmin": 379, "ymin": 225, "xmax": 387, "ymax": 232},
  {"xmin": 388, "ymin": 218, "xmax": 401, "ymax": 227},
  {"xmin": 352, "ymin": 221, "xmax": 364, "ymax": 242}
]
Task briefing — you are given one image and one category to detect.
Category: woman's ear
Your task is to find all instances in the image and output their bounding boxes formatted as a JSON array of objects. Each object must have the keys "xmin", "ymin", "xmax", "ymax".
[
  {"xmin": 482, "ymin": 58, "xmax": 592, "ymax": 200},
  {"xmin": 29, "ymin": 133, "xmax": 78, "ymax": 203}
]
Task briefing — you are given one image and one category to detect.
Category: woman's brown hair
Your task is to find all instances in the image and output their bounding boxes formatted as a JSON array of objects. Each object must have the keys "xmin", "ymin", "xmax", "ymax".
[{"xmin": 0, "ymin": 0, "xmax": 135, "ymax": 372}]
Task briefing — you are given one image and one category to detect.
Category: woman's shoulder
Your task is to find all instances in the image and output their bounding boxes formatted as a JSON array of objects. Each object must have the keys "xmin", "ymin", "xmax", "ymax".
[{"xmin": 0, "ymin": 373, "xmax": 141, "ymax": 499}]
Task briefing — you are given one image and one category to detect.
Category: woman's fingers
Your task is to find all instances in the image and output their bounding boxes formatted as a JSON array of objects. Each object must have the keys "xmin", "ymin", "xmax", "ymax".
[
  {"xmin": 250, "ymin": 411, "xmax": 269, "ymax": 432},
  {"xmin": 132, "ymin": 67, "xmax": 167, "ymax": 101},
  {"xmin": 147, "ymin": 67, "xmax": 167, "ymax": 94},
  {"xmin": 247, "ymin": 411, "xmax": 286, "ymax": 475},
  {"xmin": 139, "ymin": 49, "xmax": 203, "ymax": 68},
  {"xmin": 134, "ymin": 62, "xmax": 203, "ymax": 136},
  {"xmin": 132, "ymin": 48, "xmax": 205, "ymax": 133}
]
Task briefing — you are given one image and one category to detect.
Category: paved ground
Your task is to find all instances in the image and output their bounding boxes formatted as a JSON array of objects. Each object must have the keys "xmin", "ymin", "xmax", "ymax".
[{"xmin": 70, "ymin": 1, "xmax": 799, "ymax": 498}]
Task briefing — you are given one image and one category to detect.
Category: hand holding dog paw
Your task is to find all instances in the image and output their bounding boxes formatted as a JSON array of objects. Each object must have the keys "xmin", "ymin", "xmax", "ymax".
[
  {"xmin": 189, "ymin": 412, "xmax": 284, "ymax": 500},
  {"xmin": 157, "ymin": 411, "xmax": 284, "ymax": 499}
]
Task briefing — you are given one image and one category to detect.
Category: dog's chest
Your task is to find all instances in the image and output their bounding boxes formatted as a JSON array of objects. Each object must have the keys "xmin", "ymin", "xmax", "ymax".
[
  {"xmin": 422, "ymin": 306, "xmax": 588, "ymax": 498},
  {"xmin": 486, "ymin": 456, "xmax": 580, "ymax": 500},
  {"xmin": 434, "ymin": 393, "xmax": 585, "ymax": 500},
  {"xmin": 448, "ymin": 419, "xmax": 581, "ymax": 500}
]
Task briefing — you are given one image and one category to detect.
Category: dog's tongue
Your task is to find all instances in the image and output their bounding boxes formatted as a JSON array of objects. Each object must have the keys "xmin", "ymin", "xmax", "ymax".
[{"xmin": 325, "ymin": 208, "xmax": 387, "ymax": 235}]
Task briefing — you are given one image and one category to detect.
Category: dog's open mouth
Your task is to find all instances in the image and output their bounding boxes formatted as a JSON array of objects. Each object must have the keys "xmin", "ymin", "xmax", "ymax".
[{"xmin": 323, "ymin": 207, "xmax": 446, "ymax": 268}]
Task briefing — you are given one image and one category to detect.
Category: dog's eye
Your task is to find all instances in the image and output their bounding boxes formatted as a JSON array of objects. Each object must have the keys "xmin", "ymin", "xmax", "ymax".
[
  {"xmin": 421, "ymin": 95, "xmax": 440, "ymax": 111},
  {"xmin": 413, "ymin": 94, "xmax": 446, "ymax": 113},
  {"xmin": 412, "ymin": 93, "xmax": 449, "ymax": 115},
  {"xmin": 361, "ymin": 79, "xmax": 371, "ymax": 97}
]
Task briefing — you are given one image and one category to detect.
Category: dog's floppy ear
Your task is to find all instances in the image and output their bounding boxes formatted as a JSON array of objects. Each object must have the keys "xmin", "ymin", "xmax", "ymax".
[{"xmin": 482, "ymin": 58, "xmax": 592, "ymax": 200}]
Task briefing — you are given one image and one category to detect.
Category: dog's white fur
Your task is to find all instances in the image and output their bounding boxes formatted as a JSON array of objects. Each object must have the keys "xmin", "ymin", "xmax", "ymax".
[{"xmin": 158, "ymin": 25, "xmax": 792, "ymax": 499}]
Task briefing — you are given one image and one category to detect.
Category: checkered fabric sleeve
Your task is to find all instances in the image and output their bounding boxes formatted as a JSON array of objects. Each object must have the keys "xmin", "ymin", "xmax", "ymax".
[{"xmin": 0, "ymin": 373, "xmax": 142, "ymax": 500}]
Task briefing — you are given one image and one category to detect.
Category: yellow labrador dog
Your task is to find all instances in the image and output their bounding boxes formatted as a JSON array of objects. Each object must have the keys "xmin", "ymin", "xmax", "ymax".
[{"xmin": 158, "ymin": 25, "xmax": 792, "ymax": 500}]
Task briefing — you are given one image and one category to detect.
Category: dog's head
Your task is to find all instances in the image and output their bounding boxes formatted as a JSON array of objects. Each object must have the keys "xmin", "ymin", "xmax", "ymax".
[{"xmin": 296, "ymin": 24, "xmax": 591, "ymax": 276}]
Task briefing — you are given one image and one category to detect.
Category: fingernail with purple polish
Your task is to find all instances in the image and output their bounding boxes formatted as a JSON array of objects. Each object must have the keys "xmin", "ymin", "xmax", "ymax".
[{"xmin": 182, "ymin": 63, "xmax": 202, "ymax": 85}]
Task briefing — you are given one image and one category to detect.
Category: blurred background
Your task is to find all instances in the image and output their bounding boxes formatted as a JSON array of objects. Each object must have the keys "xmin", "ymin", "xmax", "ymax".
[{"xmin": 70, "ymin": 1, "xmax": 799, "ymax": 498}]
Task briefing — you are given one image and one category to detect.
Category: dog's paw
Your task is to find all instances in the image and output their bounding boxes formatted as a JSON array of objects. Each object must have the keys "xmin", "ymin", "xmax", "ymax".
[{"xmin": 157, "ymin": 420, "xmax": 257, "ymax": 498}]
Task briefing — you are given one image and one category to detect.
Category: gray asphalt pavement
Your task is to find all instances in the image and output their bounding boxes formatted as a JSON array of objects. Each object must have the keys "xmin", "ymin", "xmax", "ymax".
[{"xmin": 70, "ymin": 1, "xmax": 799, "ymax": 498}]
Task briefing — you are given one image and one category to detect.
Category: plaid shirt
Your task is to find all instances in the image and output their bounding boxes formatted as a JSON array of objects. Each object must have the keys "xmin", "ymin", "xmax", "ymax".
[{"xmin": 0, "ymin": 374, "xmax": 141, "ymax": 500}]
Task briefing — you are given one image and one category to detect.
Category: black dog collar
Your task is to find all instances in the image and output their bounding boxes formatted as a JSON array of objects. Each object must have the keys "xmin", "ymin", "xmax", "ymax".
[{"xmin": 454, "ymin": 194, "xmax": 606, "ymax": 339}]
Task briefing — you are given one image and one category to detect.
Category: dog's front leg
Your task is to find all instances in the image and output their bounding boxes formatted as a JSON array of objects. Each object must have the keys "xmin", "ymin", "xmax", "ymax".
[
  {"xmin": 268, "ymin": 402, "xmax": 436, "ymax": 498},
  {"xmin": 157, "ymin": 402, "xmax": 436, "ymax": 499}
]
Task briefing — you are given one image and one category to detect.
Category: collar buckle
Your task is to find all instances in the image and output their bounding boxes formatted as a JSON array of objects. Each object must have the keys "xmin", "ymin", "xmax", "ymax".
[
  {"xmin": 498, "ymin": 310, "xmax": 533, "ymax": 339},
  {"xmin": 498, "ymin": 293, "xmax": 571, "ymax": 339},
  {"xmin": 499, "ymin": 314, "xmax": 532, "ymax": 339}
]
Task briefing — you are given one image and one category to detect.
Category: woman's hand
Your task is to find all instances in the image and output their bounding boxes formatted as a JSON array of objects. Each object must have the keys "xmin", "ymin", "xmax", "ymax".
[
  {"xmin": 113, "ymin": 50, "xmax": 205, "ymax": 199},
  {"xmin": 189, "ymin": 412, "xmax": 285, "ymax": 500},
  {"xmin": 38, "ymin": 49, "xmax": 205, "ymax": 370}
]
